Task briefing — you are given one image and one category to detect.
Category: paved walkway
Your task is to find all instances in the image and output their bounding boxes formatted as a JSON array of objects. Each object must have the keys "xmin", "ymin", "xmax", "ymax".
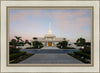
[
  {"xmin": 18, "ymin": 54, "xmax": 84, "ymax": 64},
  {"xmin": 20, "ymin": 49, "xmax": 80, "ymax": 54},
  {"xmin": 41, "ymin": 46, "xmax": 59, "ymax": 49}
]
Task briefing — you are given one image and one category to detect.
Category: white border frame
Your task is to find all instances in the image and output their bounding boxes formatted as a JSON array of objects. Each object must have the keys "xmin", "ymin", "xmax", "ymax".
[{"xmin": 1, "ymin": 1, "xmax": 99, "ymax": 73}]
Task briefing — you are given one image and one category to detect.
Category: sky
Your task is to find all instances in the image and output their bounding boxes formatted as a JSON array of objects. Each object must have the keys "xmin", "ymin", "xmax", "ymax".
[{"xmin": 9, "ymin": 9, "xmax": 91, "ymax": 42}]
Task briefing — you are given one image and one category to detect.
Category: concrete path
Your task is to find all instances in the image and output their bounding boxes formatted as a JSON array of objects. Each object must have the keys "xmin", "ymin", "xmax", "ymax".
[
  {"xmin": 20, "ymin": 49, "xmax": 80, "ymax": 54},
  {"xmin": 41, "ymin": 46, "xmax": 59, "ymax": 49},
  {"xmin": 18, "ymin": 54, "xmax": 84, "ymax": 64}
]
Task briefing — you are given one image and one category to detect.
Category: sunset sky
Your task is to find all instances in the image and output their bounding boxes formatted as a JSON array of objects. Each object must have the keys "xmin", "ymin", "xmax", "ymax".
[{"xmin": 9, "ymin": 9, "xmax": 91, "ymax": 42}]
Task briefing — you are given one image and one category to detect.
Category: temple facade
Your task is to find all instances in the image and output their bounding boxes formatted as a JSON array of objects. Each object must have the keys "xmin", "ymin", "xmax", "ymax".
[{"xmin": 32, "ymin": 22, "xmax": 66, "ymax": 47}]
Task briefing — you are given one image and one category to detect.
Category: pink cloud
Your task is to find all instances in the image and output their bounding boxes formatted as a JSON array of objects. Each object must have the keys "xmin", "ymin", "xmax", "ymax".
[
  {"xmin": 18, "ymin": 20, "xmax": 40, "ymax": 28},
  {"xmin": 76, "ymin": 17, "xmax": 91, "ymax": 26},
  {"xmin": 9, "ymin": 9, "xmax": 91, "ymax": 42},
  {"xmin": 52, "ymin": 10, "xmax": 91, "ymax": 33},
  {"xmin": 54, "ymin": 17, "xmax": 91, "ymax": 36},
  {"xmin": 51, "ymin": 10, "xmax": 88, "ymax": 19},
  {"xmin": 9, "ymin": 32, "xmax": 45, "ymax": 41},
  {"xmin": 10, "ymin": 11, "xmax": 30, "ymax": 21},
  {"xmin": 10, "ymin": 10, "xmax": 42, "ymax": 21},
  {"xmin": 71, "ymin": 10, "xmax": 87, "ymax": 16}
]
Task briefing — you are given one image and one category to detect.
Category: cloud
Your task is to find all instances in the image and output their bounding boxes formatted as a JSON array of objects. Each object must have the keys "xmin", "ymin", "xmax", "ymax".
[
  {"xmin": 10, "ymin": 10, "xmax": 30, "ymax": 21},
  {"xmin": 9, "ymin": 9, "xmax": 91, "ymax": 42},
  {"xmin": 49, "ymin": 9, "xmax": 89, "ymax": 19},
  {"xmin": 52, "ymin": 10, "xmax": 91, "ymax": 34},
  {"xmin": 69, "ymin": 10, "xmax": 88, "ymax": 17},
  {"xmin": 10, "ymin": 10, "xmax": 42, "ymax": 21}
]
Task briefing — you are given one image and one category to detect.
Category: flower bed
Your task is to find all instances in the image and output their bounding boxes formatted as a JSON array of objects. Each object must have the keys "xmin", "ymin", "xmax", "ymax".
[
  {"xmin": 26, "ymin": 47, "xmax": 42, "ymax": 49},
  {"xmin": 62, "ymin": 47, "xmax": 75, "ymax": 49},
  {"xmin": 10, "ymin": 52, "xmax": 33, "ymax": 64},
  {"xmin": 74, "ymin": 51, "xmax": 90, "ymax": 59},
  {"xmin": 68, "ymin": 51, "xmax": 91, "ymax": 64},
  {"xmin": 10, "ymin": 48, "xmax": 21, "ymax": 54}
]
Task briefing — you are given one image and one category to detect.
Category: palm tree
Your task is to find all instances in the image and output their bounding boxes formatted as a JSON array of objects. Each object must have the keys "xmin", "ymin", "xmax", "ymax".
[
  {"xmin": 76, "ymin": 37, "xmax": 86, "ymax": 46},
  {"xmin": 32, "ymin": 41, "xmax": 43, "ymax": 48},
  {"xmin": 57, "ymin": 41, "xmax": 68, "ymax": 49},
  {"xmin": 56, "ymin": 42, "xmax": 62, "ymax": 48},
  {"xmin": 14, "ymin": 36, "xmax": 21, "ymax": 43},
  {"xmin": 20, "ymin": 39, "xmax": 24, "ymax": 42},
  {"xmin": 61, "ymin": 41, "xmax": 68, "ymax": 48},
  {"xmin": 10, "ymin": 39, "xmax": 17, "ymax": 46},
  {"xmin": 19, "ymin": 39, "xmax": 24, "ymax": 46}
]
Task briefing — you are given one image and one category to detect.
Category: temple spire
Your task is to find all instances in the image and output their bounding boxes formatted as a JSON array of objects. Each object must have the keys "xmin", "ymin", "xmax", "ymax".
[{"xmin": 48, "ymin": 21, "xmax": 52, "ymax": 34}]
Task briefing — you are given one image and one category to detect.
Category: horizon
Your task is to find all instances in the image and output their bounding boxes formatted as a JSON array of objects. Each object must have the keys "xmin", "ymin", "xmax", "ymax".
[{"xmin": 9, "ymin": 9, "xmax": 91, "ymax": 42}]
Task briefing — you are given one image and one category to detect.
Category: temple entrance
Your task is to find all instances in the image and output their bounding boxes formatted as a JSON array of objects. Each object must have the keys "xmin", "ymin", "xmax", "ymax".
[{"xmin": 48, "ymin": 42, "xmax": 52, "ymax": 46}]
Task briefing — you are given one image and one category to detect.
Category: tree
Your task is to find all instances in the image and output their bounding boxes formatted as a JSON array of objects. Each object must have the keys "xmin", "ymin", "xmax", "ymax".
[
  {"xmin": 56, "ymin": 42, "xmax": 62, "ymax": 48},
  {"xmin": 10, "ymin": 39, "xmax": 17, "ymax": 46},
  {"xmin": 56, "ymin": 41, "xmax": 68, "ymax": 49},
  {"xmin": 32, "ymin": 41, "xmax": 43, "ymax": 48},
  {"xmin": 18, "ymin": 41, "xmax": 24, "ymax": 46},
  {"xmin": 76, "ymin": 37, "xmax": 86, "ymax": 46},
  {"xmin": 61, "ymin": 41, "xmax": 68, "ymax": 48},
  {"xmin": 24, "ymin": 40, "xmax": 31, "ymax": 45},
  {"xmin": 33, "ymin": 37, "xmax": 38, "ymax": 40},
  {"xmin": 19, "ymin": 39, "xmax": 24, "ymax": 46},
  {"xmin": 25, "ymin": 40, "xmax": 29, "ymax": 44},
  {"xmin": 86, "ymin": 42, "xmax": 91, "ymax": 46},
  {"xmin": 14, "ymin": 36, "xmax": 21, "ymax": 43},
  {"xmin": 63, "ymin": 38, "xmax": 66, "ymax": 41}
]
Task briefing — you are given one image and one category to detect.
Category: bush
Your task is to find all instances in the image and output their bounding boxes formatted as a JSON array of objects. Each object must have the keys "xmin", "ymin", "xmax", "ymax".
[
  {"xmin": 32, "ymin": 41, "xmax": 43, "ymax": 48},
  {"xmin": 65, "ymin": 47, "xmax": 75, "ymax": 49},
  {"xmin": 26, "ymin": 47, "xmax": 34, "ymax": 49},
  {"xmin": 80, "ymin": 47, "xmax": 91, "ymax": 54},
  {"xmin": 10, "ymin": 52, "xmax": 27, "ymax": 61},
  {"xmin": 74, "ymin": 51, "xmax": 90, "ymax": 59},
  {"xmin": 10, "ymin": 53, "xmax": 33, "ymax": 63},
  {"xmin": 56, "ymin": 41, "xmax": 68, "ymax": 49},
  {"xmin": 9, "ymin": 48, "xmax": 21, "ymax": 55}
]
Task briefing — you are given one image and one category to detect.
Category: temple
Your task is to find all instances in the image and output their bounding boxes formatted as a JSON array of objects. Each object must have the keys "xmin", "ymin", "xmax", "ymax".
[{"xmin": 32, "ymin": 21, "xmax": 66, "ymax": 47}]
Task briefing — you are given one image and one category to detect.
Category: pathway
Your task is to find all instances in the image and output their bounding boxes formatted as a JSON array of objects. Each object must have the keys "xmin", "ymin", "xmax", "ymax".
[
  {"xmin": 41, "ymin": 46, "xmax": 59, "ymax": 49},
  {"xmin": 18, "ymin": 54, "xmax": 84, "ymax": 64},
  {"xmin": 20, "ymin": 49, "xmax": 80, "ymax": 54}
]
